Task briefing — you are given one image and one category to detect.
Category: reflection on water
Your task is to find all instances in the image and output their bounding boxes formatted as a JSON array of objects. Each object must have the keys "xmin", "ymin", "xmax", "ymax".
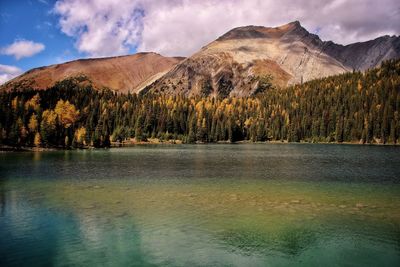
[{"xmin": 0, "ymin": 144, "xmax": 400, "ymax": 266}]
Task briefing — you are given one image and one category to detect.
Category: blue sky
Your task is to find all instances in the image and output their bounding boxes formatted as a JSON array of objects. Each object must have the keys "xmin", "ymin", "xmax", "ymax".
[
  {"xmin": 1, "ymin": 0, "xmax": 77, "ymax": 71},
  {"xmin": 0, "ymin": 0, "xmax": 399, "ymax": 84}
]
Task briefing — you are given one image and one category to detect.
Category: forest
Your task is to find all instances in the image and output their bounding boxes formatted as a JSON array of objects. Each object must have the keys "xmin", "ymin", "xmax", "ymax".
[{"xmin": 0, "ymin": 59, "xmax": 399, "ymax": 148}]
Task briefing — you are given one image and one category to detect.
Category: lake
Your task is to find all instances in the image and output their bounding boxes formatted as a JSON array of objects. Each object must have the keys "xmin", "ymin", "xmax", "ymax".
[{"xmin": 0, "ymin": 144, "xmax": 400, "ymax": 266}]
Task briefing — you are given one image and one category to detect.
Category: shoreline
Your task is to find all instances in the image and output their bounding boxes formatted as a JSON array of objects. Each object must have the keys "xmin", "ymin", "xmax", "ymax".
[{"xmin": 1, "ymin": 139, "xmax": 398, "ymax": 152}]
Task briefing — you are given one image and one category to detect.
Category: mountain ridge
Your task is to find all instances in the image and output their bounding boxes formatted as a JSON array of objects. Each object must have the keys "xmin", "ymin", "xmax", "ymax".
[
  {"xmin": 144, "ymin": 21, "xmax": 399, "ymax": 97},
  {"xmin": 1, "ymin": 21, "xmax": 399, "ymax": 97},
  {"xmin": 1, "ymin": 52, "xmax": 184, "ymax": 93}
]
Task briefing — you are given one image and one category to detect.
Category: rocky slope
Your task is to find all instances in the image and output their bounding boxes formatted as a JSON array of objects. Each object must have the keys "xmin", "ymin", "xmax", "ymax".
[
  {"xmin": 2, "ymin": 21, "xmax": 399, "ymax": 97},
  {"xmin": 324, "ymin": 35, "xmax": 400, "ymax": 70},
  {"xmin": 145, "ymin": 21, "xmax": 400, "ymax": 97},
  {"xmin": 1, "ymin": 52, "xmax": 183, "ymax": 93}
]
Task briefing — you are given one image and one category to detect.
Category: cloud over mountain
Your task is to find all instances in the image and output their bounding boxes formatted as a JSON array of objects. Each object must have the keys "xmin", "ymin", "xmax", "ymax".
[
  {"xmin": 1, "ymin": 40, "xmax": 45, "ymax": 60},
  {"xmin": 0, "ymin": 64, "xmax": 23, "ymax": 84},
  {"xmin": 54, "ymin": 0, "xmax": 399, "ymax": 57}
]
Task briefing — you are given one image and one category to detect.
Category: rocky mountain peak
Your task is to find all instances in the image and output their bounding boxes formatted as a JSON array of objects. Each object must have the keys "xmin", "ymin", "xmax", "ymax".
[
  {"xmin": 2, "ymin": 21, "xmax": 399, "ymax": 97},
  {"xmin": 216, "ymin": 21, "xmax": 305, "ymax": 42},
  {"xmin": 145, "ymin": 21, "xmax": 399, "ymax": 97}
]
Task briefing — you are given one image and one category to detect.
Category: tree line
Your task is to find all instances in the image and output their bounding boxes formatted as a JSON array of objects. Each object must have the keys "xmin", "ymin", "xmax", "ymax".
[{"xmin": 0, "ymin": 59, "xmax": 399, "ymax": 148}]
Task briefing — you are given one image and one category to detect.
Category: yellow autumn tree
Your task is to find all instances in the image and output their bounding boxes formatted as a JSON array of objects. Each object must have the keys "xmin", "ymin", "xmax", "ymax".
[
  {"xmin": 28, "ymin": 114, "xmax": 39, "ymax": 132},
  {"xmin": 74, "ymin": 127, "xmax": 87, "ymax": 146},
  {"xmin": 25, "ymin": 94, "xmax": 41, "ymax": 112},
  {"xmin": 16, "ymin": 118, "xmax": 27, "ymax": 143},
  {"xmin": 41, "ymin": 110, "xmax": 57, "ymax": 130},
  {"xmin": 54, "ymin": 100, "xmax": 79, "ymax": 128},
  {"xmin": 40, "ymin": 110, "xmax": 57, "ymax": 143},
  {"xmin": 34, "ymin": 132, "xmax": 41, "ymax": 147},
  {"xmin": 11, "ymin": 96, "xmax": 18, "ymax": 111}
]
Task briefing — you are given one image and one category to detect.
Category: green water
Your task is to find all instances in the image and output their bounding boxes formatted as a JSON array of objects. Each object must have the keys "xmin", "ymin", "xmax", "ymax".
[{"xmin": 0, "ymin": 144, "xmax": 400, "ymax": 266}]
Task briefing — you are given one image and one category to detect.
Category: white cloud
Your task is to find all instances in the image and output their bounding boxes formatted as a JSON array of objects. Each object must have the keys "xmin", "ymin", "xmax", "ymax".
[
  {"xmin": 1, "ymin": 40, "xmax": 45, "ymax": 60},
  {"xmin": 54, "ymin": 0, "xmax": 142, "ymax": 57},
  {"xmin": 0, "ymin": 64, "xmax": 23, "ymax": 84},
  {"xmin": 53, "ymin": 0, "xmax": 400, "ymax": 57}
]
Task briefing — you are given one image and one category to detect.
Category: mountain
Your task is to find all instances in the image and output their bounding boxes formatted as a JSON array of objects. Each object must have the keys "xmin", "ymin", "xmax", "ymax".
[
  {"xmin": 1, "ymin": 52, "xmax": 184, "ymax": 93},
  {"xmin": 2, "ymin": 21, "xmax": 399, "ymax": 96},
  {"xmin": 324, "ymin": 35, "xmax": 400, "ymax": 70},
  {"xmin": 144, "ymin": 21, "xmax": 400, "ymax": 97}
]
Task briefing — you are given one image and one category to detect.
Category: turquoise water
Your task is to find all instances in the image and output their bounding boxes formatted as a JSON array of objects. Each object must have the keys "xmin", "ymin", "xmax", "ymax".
[{"xmin": 0, "ymin": 144, "xmax": 400, "ymax": 266}]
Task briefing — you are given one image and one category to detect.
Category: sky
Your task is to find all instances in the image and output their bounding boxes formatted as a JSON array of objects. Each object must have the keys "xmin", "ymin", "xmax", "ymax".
[{"xmin": 0, "ymin": 0, "xmax": 399, "ymax": 84}]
